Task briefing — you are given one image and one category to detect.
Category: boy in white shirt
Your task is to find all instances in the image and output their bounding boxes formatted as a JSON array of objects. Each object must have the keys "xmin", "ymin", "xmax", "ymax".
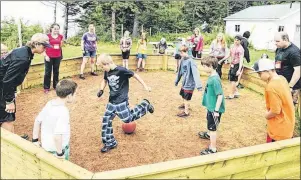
[{"xmin": 32, "ymin": 79, "xmax": 77, "ymax": 160}]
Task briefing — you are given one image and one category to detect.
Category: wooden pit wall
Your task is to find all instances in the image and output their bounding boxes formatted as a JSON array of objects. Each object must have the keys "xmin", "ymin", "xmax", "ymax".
[
  {"xmin": 1, "ymin": 127, "xmax": 300, "ymax": 179},
  {"xmin": 21, "ymin": 55, "xmax": 166, "ymax": 89},
  {"xmin": 2, "ymin": 55, "xmax": 298, "ymax": 179}
]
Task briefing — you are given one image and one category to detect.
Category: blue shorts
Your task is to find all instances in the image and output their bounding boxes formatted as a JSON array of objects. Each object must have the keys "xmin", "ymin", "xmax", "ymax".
[
  {"xmin": 137, "ymin": 53, "xmax": 147, "ymax": 59},
  {"xmin": 83, "ymin": 50, "xmax": 96, "ymax": 58}
]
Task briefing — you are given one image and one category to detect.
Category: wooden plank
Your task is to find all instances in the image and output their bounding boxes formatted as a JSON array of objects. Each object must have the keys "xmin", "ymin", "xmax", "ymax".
[{"xmin": 265, "ymin": 160, "xmax": 300, "ymax": 179}]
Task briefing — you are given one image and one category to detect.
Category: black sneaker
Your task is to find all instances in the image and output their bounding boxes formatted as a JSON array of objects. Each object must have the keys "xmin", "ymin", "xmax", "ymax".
[
  {"xmin": 237, "ymin": 83, "xmax": 244, "ymax": 89},
  {"xmin": 200, "ymin": 148, "xmax": 217, "ymax": 155},
  {"xmin": 100, "ymin": 143, "xmax": 117, "ymax": 153},
  {"xmin": 20, "ymin": 134, "xmax": 29, "ymax": 140},
  {"xmin": 91, "ymin": 72, "xmax": 98, "ymax": 76},
  {"xmin": 79, "ymin": 74, "xmax": 85, "ymax": 80},
  {"xmin": 143, "ymin": 99, "xmax": 154, "ymax": 113}
]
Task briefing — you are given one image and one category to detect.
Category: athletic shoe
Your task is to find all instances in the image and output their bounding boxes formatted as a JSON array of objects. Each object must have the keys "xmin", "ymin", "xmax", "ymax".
[
  {"xmin": 79, "ymin": 74, "xmax": 85, "ymax": 80},
  {"xmin": 200, "ymin": 148, "xmax": 217, "ymax": 155},
  {"xmin": 44, "ymin": 89, "xmax": 50, "ymax": 94},
  {"xmin": 178, "ymin": 104, "xmax": 185, "ymax": 109},
  {"xmin": 177, "ymin": 111, "xmax": 189, "ymax": 117},
  {"xmin": 91, "ymin": 72, "xmax": 98, "ymax": 76},
  {"xmin": 100, "ymin": 143, "xmax": 117, "ymax": 153},
  {"xmin": 198, "ymin": 131, "xmax": 210, "ymax": 140},
  {"xmin": 237, "ymin": 83, "xmax": 244, "ymax": 89},
  {"xmin": 20, "ymin": 134, "xmax": 29, "ymax": 140},
  {"xmin": 143, "ymin": 99, "xmax": 154, "ymax": 113}
]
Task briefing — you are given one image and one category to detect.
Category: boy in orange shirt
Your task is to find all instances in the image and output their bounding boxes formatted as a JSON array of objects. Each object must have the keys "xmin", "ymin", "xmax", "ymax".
[{"xmin": 252, "ymin": 58, "xmax": 295, "ymax": 142}]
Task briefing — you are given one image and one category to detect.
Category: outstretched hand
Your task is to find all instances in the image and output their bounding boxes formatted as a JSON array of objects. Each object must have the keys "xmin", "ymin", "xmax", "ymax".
[{"xmin": 97, "ymin": 90, "xmax": 104, "ymax": 98}]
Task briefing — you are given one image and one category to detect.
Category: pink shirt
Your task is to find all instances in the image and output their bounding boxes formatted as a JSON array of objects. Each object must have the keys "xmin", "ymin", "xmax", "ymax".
[{"xmin": 230, "ymin": 45, "xmax": 244, "ymax": 64}]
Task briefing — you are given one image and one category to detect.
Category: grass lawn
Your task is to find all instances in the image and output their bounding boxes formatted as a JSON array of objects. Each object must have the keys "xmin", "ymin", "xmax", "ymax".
[{"xmin": 32, "ymin": 43, "xmax": 275, "ymax": 65}]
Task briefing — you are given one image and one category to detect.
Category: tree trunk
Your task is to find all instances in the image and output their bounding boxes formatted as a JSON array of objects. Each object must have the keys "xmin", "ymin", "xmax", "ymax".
[
  {"xmin": 54, "ymin": 1, "xmax": 57, "ymax": 23},
  {"xmin": 63, "ymin": 3, "xmax": 69, "ymax": 39},
  {"xmin": 132, "ymin": 12, "xmax": 139, "ymax": 37},
  {"xmin": 111, "ymin": 8, "xmax": 116, "ymax": 42}
]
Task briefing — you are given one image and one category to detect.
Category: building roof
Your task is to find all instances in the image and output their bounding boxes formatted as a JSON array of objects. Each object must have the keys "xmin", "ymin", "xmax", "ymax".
[{"xmin": 224, "ymin": 2, "xmax": 300, "ymax": 21}]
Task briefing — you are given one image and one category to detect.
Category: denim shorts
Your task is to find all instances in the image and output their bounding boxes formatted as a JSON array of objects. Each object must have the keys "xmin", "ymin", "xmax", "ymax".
[
  {"xmin": 83, "ymin": 50, "xmax": 96, "ymax": 58},
  {"xmin": 137, "ymin": 53, "xmax": 147, "ymax": 59}
]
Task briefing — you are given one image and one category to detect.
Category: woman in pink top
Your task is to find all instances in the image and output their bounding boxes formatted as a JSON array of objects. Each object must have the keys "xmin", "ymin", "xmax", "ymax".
[
  {"xmin": 221, "ymin": 35, "xmax": 244, "ymax": 99},
  {"xmin": 191, "ymin": 28, "xmax": 204, "ymax": 58},
  {"xmin": 43, "ymin": 23, "xmax": 64, "ymax": 94}
]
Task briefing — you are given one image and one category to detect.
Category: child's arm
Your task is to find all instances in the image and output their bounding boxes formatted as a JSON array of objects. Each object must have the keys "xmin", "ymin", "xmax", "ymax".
[
  {"xmin": 128, "ymin": 39, "xmax": 133, "ymax": 51},
  {"xmin": 32, "ymin": 105, "xmax": 48, "ymax": 146},
  {"xmin": 97, "ymin": 79, "xmax": 107, "ymax": 97},
  {"xmin": 191, "ymin": 61, "xmax": 202, "ymax": 91},
  {"xmin": 265, "ymin": 111, "xmax": 278, "ymax": 119},
  {"xmin": 265, "ymin": 90, "xmax": 282, "ymax": 120},
  {"xmin": 175, "ymin": 62, "xmax": 182, "ymax": 86},
  {"xmin": 54, "ymin": 135, "xmax": 63, "ymax": 156},
  {"xmin": 213, "ymin": 95, "xmax": 223, "ymax": 116},
  {"xmin": 133, "ymin": 73, "xmax": 151, "ymax": 91}
]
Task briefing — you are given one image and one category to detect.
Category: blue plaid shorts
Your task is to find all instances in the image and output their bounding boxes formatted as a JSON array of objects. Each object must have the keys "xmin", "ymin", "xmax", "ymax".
[{"xmin": 101, "ymin": 100, "xmax": 150, "ymax": 146}]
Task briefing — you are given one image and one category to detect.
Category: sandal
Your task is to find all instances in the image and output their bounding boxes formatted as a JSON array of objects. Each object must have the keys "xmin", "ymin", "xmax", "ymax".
[{"xmin": 198, "ymin": 131, "xmax": 210, "ymax": 140}]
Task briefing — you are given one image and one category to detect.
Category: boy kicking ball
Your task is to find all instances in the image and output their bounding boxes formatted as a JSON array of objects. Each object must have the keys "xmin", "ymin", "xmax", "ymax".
[
  {"xmin": 199, "ymin": 57, "xmax": 225, "ymax": 155},
  {"xmin": 96, "ymin": 53, "xmax": 154, "ymax": 153}
]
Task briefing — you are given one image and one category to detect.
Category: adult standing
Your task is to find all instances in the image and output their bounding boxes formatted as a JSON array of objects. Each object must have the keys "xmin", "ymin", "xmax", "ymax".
[
  {"xmin": 120, "ymin": 31, "xmax": 132, "ymax": 69},
  {"xmin": 209, "ymin": 33, "xmax": 228, "ymax": 78},
  {"xmin": 43, "ymin": 23, "xmax": 64, "ymax": 94},
  {"xmin": 274, "ymin": 32, "xmax": 301, "ymax": 106},
  {"xmin": 0, "ymin": 33, "xmax": 51, "ymax": 133},
  {"xmin": 80, "ymin": 23, "xmax": 98, "ymax": 80},
  {"xmin": 191, "ymin": 28, "xmax": 204, "ymax": 58}
]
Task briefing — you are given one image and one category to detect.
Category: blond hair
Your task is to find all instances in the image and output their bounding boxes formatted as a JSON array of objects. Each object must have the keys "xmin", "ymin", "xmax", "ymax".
[
  {"xmin": 215, "ymin": 32, "xmax": 227, "ymax": 48},
  {"xmin": 97, "ymin": 53, "xmax": 114, "ymax": 64},
  {"xmin": 1, "ymin": 43, "xmax": 8, "ymax": 53}
]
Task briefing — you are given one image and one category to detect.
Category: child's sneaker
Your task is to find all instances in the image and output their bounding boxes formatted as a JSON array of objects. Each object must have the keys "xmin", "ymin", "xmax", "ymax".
[
  {"xmin": 44, "ymin": 89, "xmax": 50, "ymax": 94},
  {"xmin": 177, "ymin": 111, "xmax": 189, "ymax": 117},
  {"xmin": 143, "ymin": 99, "xmax": 154, "ymax": 113},
  {"xmin": 198, "ymin": 131, "xmax": 210, "ymax": 140},
  {"xmin": 178, "ymin": 104, "xmax": 185, "ymax": 109},
  {"xmin": 79, "ymin": 74, "xmax": 85, "ymax": 80},
  {"xmin": 91, "ymin": 72, "xmax": 98, "ymax": 76},
  {"xmin": 200, "ymin": 147, "xmax": 217, "ymax": 155},
  {"xmin": 100, "ymin": 143, "xmax": 117, "ymax": 153}
]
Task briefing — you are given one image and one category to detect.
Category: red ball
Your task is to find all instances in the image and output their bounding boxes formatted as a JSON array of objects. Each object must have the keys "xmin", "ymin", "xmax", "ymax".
[{"xmin": 122, "ymin": 122, "xmax": 136, "ymax": 134}]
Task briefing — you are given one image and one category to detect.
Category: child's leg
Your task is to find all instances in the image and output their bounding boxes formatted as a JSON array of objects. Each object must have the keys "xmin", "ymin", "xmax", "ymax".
[
  {"xmin": 209, "ymin": 131, "xmax": 217, "ymax": 150},
  {"xmin": 137, "ymin": 58, "xmax": 142, "ymax": 70},
  {"xmin": 125, "ymin": 59, "xmax": 129, "ymax": 69},
  {"xmin": 142, "ymin": 59, "xmax": 146, "ymax": 69},
  {"xmin": 123, "ymin": 59, "xmax": 126, "ymax": 67},
  {"xmin": 101, "ymin": 103, "xmax": 117, "ymax": 147},
  {"xmin": 184, "ymin": 99, "xmax": 189, "ymax": 114},
  {"xmin": 116, "ymin": 100, "xmax": 153, "ymax": 123}
]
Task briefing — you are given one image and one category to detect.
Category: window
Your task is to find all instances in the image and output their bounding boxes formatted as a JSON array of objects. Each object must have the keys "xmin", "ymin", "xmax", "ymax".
[
  {"xmin": 278, "ymin": 26, "xmax": 284, "ymax": 32},
  {"xmin": 296, "ymin": 25, "xmax": 300, "ymax": 32},
  {"xmin": 235, "ymin": 25, "xmax": 240, "ymax": 32}
]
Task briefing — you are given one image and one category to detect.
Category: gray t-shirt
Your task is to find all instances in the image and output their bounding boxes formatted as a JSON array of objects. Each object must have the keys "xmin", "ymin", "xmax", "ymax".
[{"xmin": 82, "ymin": 32, "xmax": 98, "ymax": 51}]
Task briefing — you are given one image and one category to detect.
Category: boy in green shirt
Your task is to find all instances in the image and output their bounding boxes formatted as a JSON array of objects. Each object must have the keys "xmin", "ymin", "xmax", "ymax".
[{"xmin": 199, "ymin": 56, "xmax": 225, "ymax": 155}]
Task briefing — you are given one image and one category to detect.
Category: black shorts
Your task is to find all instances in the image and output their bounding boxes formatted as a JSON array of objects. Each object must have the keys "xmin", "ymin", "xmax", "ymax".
[
  {"xmin": 207, "ymin": 111, "xmax": 221, "ymax": 131},
  {"xmin": 180, "ymin": 88, "xmax": 193, "ymax": 101},
  {"xmin": 0, "ymin": 98, "xmax": 16, "ymax": 123},
  {"xmin": 228, "ymin": 64, "xmax": 240, "ymax": 82},
  {"xmin": 122, "ymin": 51, "xmax": 130, "ymax": 59},
  {"xmin": 175, "ymin": 54, "xmax": 181, "ymax": 60}
]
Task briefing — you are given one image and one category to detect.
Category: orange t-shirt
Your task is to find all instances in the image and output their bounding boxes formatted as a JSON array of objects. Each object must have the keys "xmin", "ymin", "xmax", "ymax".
[{"xmin": 265, "ymin": 76, "xmax": 295, "ymax": 141}]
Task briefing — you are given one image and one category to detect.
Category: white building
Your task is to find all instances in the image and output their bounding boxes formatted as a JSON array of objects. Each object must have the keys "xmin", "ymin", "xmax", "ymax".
[{"xmin": 224, "ymin": 2, "xmax": 300, "ymax": 50}]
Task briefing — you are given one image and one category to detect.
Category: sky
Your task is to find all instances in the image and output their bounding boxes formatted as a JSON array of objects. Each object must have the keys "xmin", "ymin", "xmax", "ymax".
[{"xmin": 1, "ymin": 1, "xmax": 79, "ymax": 37}]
